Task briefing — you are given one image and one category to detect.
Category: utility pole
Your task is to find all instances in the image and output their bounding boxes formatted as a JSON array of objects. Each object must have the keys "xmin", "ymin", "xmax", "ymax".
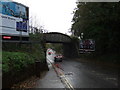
[{"xmin": 19, "ymin": 11, "xmax": 22, "ymax": 43}]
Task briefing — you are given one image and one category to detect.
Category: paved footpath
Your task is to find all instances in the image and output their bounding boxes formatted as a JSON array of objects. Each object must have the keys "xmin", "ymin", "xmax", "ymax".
[{"xmin": 35, "ymin": 64, "xmax": 65, "ymax": 88}]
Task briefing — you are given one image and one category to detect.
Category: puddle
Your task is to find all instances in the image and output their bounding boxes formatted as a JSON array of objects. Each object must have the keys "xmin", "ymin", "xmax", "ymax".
[
  {"xmin": 60, "ymin": 75, "xmax": 65, "ymax": 78},
  {"xmin": 65, "ymin": 72, "xmax": 73, "ymax": 76},
  {"xmin": 49, "ymin": 80, "xmax": 59, "ymax": 82},
  {"xmin": 105, "ymin": 77, "xmax": 117, "ymax": 81}
]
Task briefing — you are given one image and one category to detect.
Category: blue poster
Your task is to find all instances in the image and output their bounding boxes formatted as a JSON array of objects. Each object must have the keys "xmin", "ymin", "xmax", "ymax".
[
  {"xmin": 16, "ymin": 19, "xmax": 27, "ymax": 31},
  {"xmin": 0, "ymin": 1, "xmax": 27, "ymax": 19},
  {"xmin": 1, "ymin": 2, "xmax": 15, "ymax": 16},
  {"xmin": 0, "ymin": 1, "xmax": 2, "ymax": 13}
]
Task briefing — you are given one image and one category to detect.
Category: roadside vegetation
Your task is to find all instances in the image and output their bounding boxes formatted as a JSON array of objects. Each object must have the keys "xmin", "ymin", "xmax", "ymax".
[
  {"xmin": 2, "ymin": 51, "xmax": 34, "ymax": 73},
  {"xmin": 0, "ymin": 51, "xmax": 2, "ymax": 69},
  {"xmin": 2, "ymin": 32, "xmax": 46, "ymax": 88},
  {"xmin": 72, "ymin": 2, "xmax": 120, "ymax": 64},
  {"xmin": 0, "ymin": 64, "xmax": 1, "ymax": 69},
  {"xmin": 79, "ymin": 53, "xmax": 119, "ymax": 65},
  {"xmin": 2, "ymin": 32, "xmax": 45, "ymax": 73},
  {"xmin": 46, "ymin": 43, "xmax": 63, "ymax": 54}
]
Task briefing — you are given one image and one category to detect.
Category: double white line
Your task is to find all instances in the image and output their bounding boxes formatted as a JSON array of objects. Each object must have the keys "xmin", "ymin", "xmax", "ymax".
[
  {"xmin": 58, "ymin": 70, "xmax": 74, "ymax": 90},
  {"xmin": 47, "ymin": 59, "xmax": 74, "ymax": 90}
]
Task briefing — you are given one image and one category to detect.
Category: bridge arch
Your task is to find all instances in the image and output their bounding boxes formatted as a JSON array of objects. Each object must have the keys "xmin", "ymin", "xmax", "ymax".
[
  {"xmin": 43, "ymin": 32, "xmax": 79, "ymax": 58},
  {"xmin": 44, "ymin": 32, "xmax": 72, "ymax": 43}
]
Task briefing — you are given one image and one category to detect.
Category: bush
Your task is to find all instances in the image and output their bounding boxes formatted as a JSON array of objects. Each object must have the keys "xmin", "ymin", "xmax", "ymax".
[
  {"xmin": 2, "ymin": 33, "xmax": 47, "ymax": 72},
  {"xmin": 2, "ymin": 51, "xmax": 35, "ymax": 73}
]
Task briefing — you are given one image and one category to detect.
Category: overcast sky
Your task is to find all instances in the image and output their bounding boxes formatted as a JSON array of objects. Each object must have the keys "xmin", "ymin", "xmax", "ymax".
[
  {"xmin": 5, "ymin": 0, "xmax": 119, "ymax": 35},
  {"xmin": 12, "ymin": 0, "xmax": 77, "ymax": 35}
]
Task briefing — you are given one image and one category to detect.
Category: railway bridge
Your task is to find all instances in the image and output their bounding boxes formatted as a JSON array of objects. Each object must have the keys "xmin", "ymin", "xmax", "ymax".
[
  {"xmin": 2, "ymin": 32, "xmax": 79, "ymax": 58},
  {"xmin": 43, "ymin": 32, "xmax": 79, "ymax": 58}
]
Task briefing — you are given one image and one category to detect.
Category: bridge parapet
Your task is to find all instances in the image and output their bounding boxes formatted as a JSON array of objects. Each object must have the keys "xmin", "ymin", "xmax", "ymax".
[
  {"xmin": 43, "ymin": 32, "xmax": 78, "ymax": 58},
  {"xmin": 44, "ymin": 32, "xmax": 71, "ymax": 43}
]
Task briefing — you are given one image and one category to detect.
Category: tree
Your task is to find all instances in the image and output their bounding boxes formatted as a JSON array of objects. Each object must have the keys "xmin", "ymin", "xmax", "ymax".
[{"xmin": 71, "ymin": 2, "xmax": 120, "ymax": 54}]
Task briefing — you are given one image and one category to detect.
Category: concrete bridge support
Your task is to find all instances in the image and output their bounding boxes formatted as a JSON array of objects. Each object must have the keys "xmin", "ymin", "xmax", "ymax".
[{"xmin": 63, "ymin": 43, "xmax": 79, "ymax": 58}]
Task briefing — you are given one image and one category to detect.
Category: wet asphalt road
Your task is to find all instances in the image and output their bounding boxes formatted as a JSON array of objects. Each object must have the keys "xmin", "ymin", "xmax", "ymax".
[
  {"xmin": 36, "ymin": 58, "xmax": 118, "ymax": 88},
  {"xmin": 58, "ymin": 59, "xmax": 118, "ymax": 88}
]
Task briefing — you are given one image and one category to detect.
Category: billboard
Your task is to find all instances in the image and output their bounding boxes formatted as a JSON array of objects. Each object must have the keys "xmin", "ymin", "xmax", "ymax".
[
  {"xmin": 0, "ymin": 1, "xmax": 29, "ymax": 37},
  {"xmin": 79, "ymin": 39, "xmax": 95, "ymax": 52},
  {"xmin": 0, "ymin": 1, "xmax": 28, "ymax": 19}
]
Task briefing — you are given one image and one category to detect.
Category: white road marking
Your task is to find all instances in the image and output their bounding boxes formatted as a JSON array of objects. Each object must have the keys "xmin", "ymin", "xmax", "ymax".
[{"xmin": 48, "ymin": 59, "xmax": 74, "ymax": 90}]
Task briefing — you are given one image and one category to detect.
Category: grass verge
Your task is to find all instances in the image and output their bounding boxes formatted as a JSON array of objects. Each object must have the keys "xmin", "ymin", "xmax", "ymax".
[{"xmin": 78, "ymin": 53, "xmax": 120, "ymax": 68}]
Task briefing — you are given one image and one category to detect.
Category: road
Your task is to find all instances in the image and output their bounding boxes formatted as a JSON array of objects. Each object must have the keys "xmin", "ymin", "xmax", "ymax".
[
  {"xmin": 36, "ymin": 49, "xmax": 118, "ymax": 88},
  {"xmin": 35, "ymin": 58, "xmax": 118, "ymax": 89},
  {"xmin": 57, "ymin": 59, "xmax": 118, "ymax": 88}
]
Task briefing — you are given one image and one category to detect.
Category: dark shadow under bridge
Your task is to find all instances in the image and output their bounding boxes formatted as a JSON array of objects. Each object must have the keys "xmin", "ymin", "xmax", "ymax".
[{"xmin": 43, "ymin": 32, "xmax": 79, "ymax": 58}]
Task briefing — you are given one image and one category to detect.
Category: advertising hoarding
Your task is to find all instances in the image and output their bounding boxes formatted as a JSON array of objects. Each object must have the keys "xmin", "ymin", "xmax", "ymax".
[{"xmin": 0, "ymin": 1, "xmax": 29, "ymax": 39}]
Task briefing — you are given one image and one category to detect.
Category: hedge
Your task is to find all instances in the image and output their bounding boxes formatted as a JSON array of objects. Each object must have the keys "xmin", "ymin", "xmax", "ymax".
[{"xmin": 2, "ymin": 51, "xmax": 35, "ymax": 73}]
